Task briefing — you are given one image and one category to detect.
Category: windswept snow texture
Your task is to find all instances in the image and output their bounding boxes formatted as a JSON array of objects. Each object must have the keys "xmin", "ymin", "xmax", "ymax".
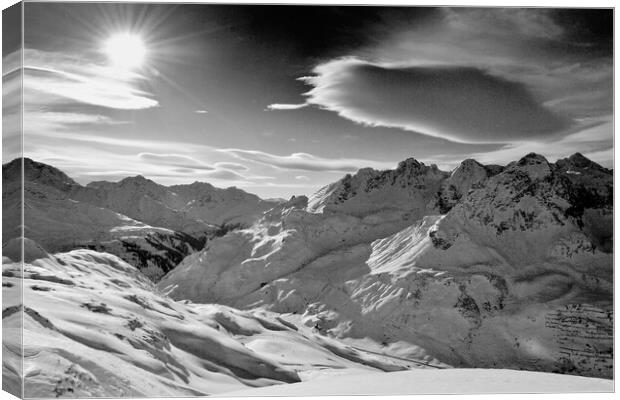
[
  {"xmin": 2, "ymin": 158, "xmax": 278, "ymax": 280},
  {"xmin": 160, "ymin": 153, "xmax": 613, "ymax": 379},
  {"xmin": 3, "ymin": 250, "xmax": 447, "ymax": 397}
]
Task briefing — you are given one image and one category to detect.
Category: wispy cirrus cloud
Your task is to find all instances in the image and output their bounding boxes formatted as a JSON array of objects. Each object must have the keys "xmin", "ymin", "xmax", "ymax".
[
  {"xmin": 266, "ymin": 103, "xmax": 308, "ymax": 111},
  {"xmin": 24, "ymin": 111, "xmax": 127, "ymax": 133},
  {"xmin": 219, "ymin": 148, "xmax": 395, "ymax": 172},
  {"xmin": 137, "ymin": 152, "xmax": 216, "ymax": 171},
  {"xmin": 2, "ymin": 47, "xmax": 160, "ymax": 158},
  {"xmin": 213, "ymin": 162, "xmax": 249, "ymax": 171},
  {"xmin": 21, "ymin": 49, "xmax": 158, "ymax": 110}
]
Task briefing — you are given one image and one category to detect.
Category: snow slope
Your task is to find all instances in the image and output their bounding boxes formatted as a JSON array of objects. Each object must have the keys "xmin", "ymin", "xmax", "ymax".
[
  {"xmin": 221, "ymin": 368, "xmax": 613, "ymax": 396},
  {"xmin": 160, "ymin": 153, "xmax": 613, "ymax": 379},
  {"xmin": 3, "ymin": 248, "xmax": 448, "ymax": 397}
]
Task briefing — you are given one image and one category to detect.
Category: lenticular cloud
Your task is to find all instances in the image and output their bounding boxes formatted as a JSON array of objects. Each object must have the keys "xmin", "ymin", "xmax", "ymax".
[{"xmin": 302, "ymin": 58, "xmax": 570, "ymax": 144}]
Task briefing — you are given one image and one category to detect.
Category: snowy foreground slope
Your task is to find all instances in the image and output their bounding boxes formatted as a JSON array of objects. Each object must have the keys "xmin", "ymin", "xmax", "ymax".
[
  {"xmin": 160, "ymin": 153, "xmax": 613, "ymax": 379},
  {"xmin": 222, "ymin": 369, "xmax": 613, "ymax": 396},
  {"xmin": 3, "ymin": 249, "xmax": 448, "ymax": 397},
  {"xmin": 2, "ymin": 248, "xmax": 611, "ymax": 397}
]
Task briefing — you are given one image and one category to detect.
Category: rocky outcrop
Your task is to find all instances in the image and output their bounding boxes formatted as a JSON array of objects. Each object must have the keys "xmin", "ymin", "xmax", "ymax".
[
  {"xmin": 307, "ymin": 158, "xmax": 449, "ymax": 217},
  {"xmin": 436, "ymin": 159, "xmax": 503, "ymax": 213}
]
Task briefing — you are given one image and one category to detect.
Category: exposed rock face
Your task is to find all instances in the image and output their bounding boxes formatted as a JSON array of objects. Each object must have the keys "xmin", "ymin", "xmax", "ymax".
[
  {"xmin": 436, "ymin": 159, "xmax": 504, "ymax": 213},
  {"xmin": 308, "ymin": 158, "xmax": 449, "ymax": 217},
  {"xmin": 159, "ymin": 153, "xmax": 613, "ymax": 378},
  {"xmin": 2, "ymin": 158, "xmax": 277, "ymax": 280}
]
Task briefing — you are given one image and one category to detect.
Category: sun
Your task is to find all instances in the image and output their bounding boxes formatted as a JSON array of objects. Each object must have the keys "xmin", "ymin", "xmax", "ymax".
[{"xmin": 103, "ymin": 33, "xmax": 146, "ymax": 69}]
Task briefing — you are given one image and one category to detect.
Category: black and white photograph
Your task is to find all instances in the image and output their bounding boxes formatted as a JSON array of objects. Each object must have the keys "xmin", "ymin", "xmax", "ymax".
[{"xmin": 1, "ymin": 2, "xmax": 615, "ymax": 398}]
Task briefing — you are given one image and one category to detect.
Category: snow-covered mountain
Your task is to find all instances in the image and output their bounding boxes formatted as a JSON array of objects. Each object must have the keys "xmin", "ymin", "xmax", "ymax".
[
  {"xmin": 2, "ymin": 153, "xmax": 613, "ymax": 398},
  {"xmin": 159, "ymin": 153, "xmax": 613, "ymax": 378},
  {"xmin": 3, "ymin": 247, "xmax": 447, "ymax": 397},
  {"xmin": 2, "ymin": 158, "xmax": 278, "ymax": 280},
  {"xmin": 74, "ymin": 176, "xmax": 274, "ymax": 235}
]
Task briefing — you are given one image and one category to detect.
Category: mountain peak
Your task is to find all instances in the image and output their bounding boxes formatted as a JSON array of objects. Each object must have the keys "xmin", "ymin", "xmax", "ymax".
[
  {"xmin": 507, "ymin": 153, "xmax": 551, "ymax": 180},
  {"xmin": 453, "ymin": 158, "xmax": 484, "ymax": 173},
  {"xmin": 518, "ymin": 152, "xmax": 549, "ymax": 164},
  {"xmin": 559, "ymin": 152, "xmax": 607, "ymax": 171},
  {"xmin": 3, "ymin": 157, "xmax": 80, "ymax": 190},
  {"xmin": 119, "ymin": 175, "xmax": 158, "ymax": 187},
  {"xmin": 396, "ymin": 157, "xmax": 423, "ymax": 171}
]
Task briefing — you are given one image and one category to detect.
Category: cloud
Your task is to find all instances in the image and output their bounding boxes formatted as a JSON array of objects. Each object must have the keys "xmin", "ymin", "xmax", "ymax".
[
  {"xmin": 219, "ymin": 148, "xmax": 395, "ymax": 172},
  {"xmin": 202, "ymin": 169, "xmax": 247, "ymax": 181},
  {"xmin": 27, "ymin": 131, "xmax": 207, "ymax": 152},
  {"xmin": 301, "ymin": 58, "xmax": 570, "ymax": 144},
  {"xmin": 22, "ymin": 49, "xmax": 158, "ymax": 110},
  {"xmin": 213, "ymin": 162, "xmax": 249, "ymax": 171},
  {"xmin": 266, "ymin": 103, "xmax": 308, "ymax": 111},
  {"xmin": 295, "ymin": 175, "xmax": 310, "ymax": 181},
  {"xmin": 24, "ymin": 111, "xmax": 126, "ymax": 133},
  {"xmin": 137, "ymin": 152, "xmax": 215, "ymax": 171},
  {"xmin": 195, "ymin": 110, "xmax": 208, "ymax": 114},
  {"xmin": 376, "ymin": 9, "xmax": 612, "ymax": 121},
  {"xmin": 267, "ymin": 8, "xmax": 610, "ymax": 153},
  {"xmin": 429, "ymin": 117, "xmax": 613, "ymax": 169},
  {"xmin": 2, "ymin": 48, "xmax": 159, "ymax": 144},
  {"xmin": 136, "ymin": 152, "xmax": 273, "ymax": 182}
]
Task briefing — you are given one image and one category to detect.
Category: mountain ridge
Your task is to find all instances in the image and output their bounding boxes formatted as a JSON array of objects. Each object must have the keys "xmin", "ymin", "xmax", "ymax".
[
  {"xmin": 159, "ymin": 151, "xmax": 613, "ymax": 378},
  {"xmin": 2, "ymin": 158, "xmax": 279, "ymax": 280},
  {"xmin": 3, "ymin": 153, "xmax": 613, "ymax": 378}
]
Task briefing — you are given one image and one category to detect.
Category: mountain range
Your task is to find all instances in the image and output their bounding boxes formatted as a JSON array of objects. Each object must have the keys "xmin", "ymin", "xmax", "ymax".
[
  {"xmin": 3, "ymin": 158, "xmax": 278, "ymax": 280},
  {"xmin": 2, "ymin": 153, "xmax": 613, "ymax": 396}
]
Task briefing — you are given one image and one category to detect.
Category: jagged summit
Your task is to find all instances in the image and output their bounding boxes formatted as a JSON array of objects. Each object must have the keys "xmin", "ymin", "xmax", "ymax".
[
  {"xmin": 307, "ymin": 156, "xmax": 448, "ymax": 216},
  {"xmin": 556, "ymin": 152, "xmax": 611, "ymax": 174},
  {"xmin": 307, "ymin": 152, "xmax": 611, "ymax": 217},
  {"xmin": 454, "ymin": 158, "xmax": 482, "ymax": 169},
  {"xmin": 505, "ymin": 152, "xmax": 552, "ymax": 180},
  {"xmin": 520, "ymin": 152, "xmax": 549, "ymax": 162},
  {"xmin": 438, "ymin": 158, "xmax": 499, "ymax": 213},
  {"xmin": 396, "ymin": 157, "xmax": 424, "ymax": 170}
]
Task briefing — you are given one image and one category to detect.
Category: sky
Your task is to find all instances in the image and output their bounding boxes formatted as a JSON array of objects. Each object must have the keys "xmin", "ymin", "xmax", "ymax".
[{"xmin": 2, "ymin": 4, "xmax": 614, "ymax": 198}]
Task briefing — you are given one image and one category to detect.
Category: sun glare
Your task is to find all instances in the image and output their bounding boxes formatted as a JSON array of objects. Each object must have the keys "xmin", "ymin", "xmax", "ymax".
[{"xmin": 104, "ymin": 33, "xmax": 146, "ymax": 69}]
